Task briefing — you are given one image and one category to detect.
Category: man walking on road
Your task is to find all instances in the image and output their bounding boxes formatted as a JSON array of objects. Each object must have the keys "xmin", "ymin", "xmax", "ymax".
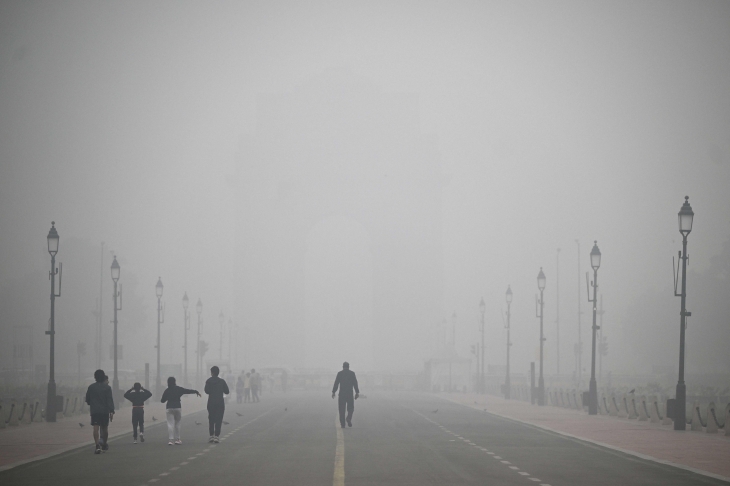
[
  {"xmin": 332, "ymin": 362, "xmax": 359, "ymax": 428},
  {"xmin": 250, "ymin": 368, "xmax": 260, "ymax": 403},
  {"xmin": 124, "ymin": 382, "xmax": 152, "ymax": 443},
  {"xmin": 205, "ymin": 366, "xmax": 229, "ymax": 443},
  {"xmin": 86, "ymin": 369, "xmax": 115, "ymax": 454}
]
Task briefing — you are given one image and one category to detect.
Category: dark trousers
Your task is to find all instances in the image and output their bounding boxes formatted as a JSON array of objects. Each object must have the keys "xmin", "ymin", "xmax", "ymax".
[
  {"xmin": 338, "ymin": 395, "xmax": 354, "ymax": 426},
  {"xmin": 132, "ymin": 407, "xmax": 144, "ymax": 439},
  {"xmin": 208, "ymin": 405, "xmax": 225, "ymax": 436}
]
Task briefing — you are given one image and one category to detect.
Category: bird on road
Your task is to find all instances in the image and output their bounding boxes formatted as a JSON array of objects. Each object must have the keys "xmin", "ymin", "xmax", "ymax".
[
  {"xmin": 235, "ymin": 412, "xmax": 243, "ymax": 417},
  {"xmin": 152, "ymin": 416, "xmax": 158, "ymax": 422},
  {"xmin": 629, "ymin": 389, "xmax": 635, "ymax": 394},
  {"xmin": 223, "ymin": 421, "xmax": 229, "ymax": 425},
  {"xmin": 432, "ymin": 409, "xmax": 438, "ymax": 413},
  {"xmin": 78, "ymin": 423, "xmax": 84, "ymax": 427},
  {"xmin": 195, "ymin": 421, "xmax": 202, "ymax": 425}
]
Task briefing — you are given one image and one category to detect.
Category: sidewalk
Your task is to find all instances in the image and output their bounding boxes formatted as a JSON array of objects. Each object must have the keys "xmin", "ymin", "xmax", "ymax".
[
  {"xmin": 0, "ymin": 397, "xmax": 207, "ymax": 472},
  {"xmin": 444, "ymin": 392, "xmax": 730, "ymax": 482}
]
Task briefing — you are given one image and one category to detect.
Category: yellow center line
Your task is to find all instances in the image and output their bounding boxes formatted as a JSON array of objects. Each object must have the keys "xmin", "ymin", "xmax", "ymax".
[{"xmin": 333, "ymin": 414, "xmax": 345, "ymax": 486}]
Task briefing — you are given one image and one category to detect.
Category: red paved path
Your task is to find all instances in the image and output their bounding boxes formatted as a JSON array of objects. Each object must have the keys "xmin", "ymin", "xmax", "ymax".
[{"xmin": 445, "ymin": 392, "xmax": 730, "ymax": 481}]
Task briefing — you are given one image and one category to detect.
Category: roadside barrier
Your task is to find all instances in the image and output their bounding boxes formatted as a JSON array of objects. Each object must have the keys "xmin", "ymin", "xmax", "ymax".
[
  {"xmin": 626, "ymin": 395, "xmax": 638, "ymax": 419},
  {"xmin": 19, "ymin": 400, "xmax": 31, "ymax": 424},
  {"xmin": 638, "ymin": 396, "xmax": 649, "ymax": 421},
  {"xmin": 7, "ymin": 399, "xmax": 19, "ymax": 426},
  {"xmin": 706, "ymin": 402, "xmax": 720, "ymax": 434},
  {"xmin": 31, "ymin": 399, "xmax": 43, "ymax": 422},
  {"xmin": 690, "ymin": 400, "xmax": 704, "ymax": 431}
]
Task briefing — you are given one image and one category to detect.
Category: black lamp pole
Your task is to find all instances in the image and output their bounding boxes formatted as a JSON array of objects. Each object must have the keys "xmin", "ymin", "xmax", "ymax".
[
  {"xmin": 182, "ymin": 292, "xmax": 189, "ymax": 386},
  {"xmin": 479, "ymin": 298, "xmax": 485, "ymax": 394},
  {"xmin": 536, "ymin": 268, "xmax": 546, "ymax": 406},
  {"xmin": 505, "ymin": 285, "xmax": 512, "ymax": 399},
  {"xmin": 45, "ymin": 222, "xmax": 62, "ymax": 422},
  {"xmin": 111, "ymin": 256, "xmax": 122, "ymax": 403},
  {"xmin": 155, "ymin": 278, "xmax": 164, "ymax": 398},
  {"xmin": 587, "ymin": 242, "xmax": 601, "ymax": 415},
  {"xmin": 674, "ymin": 196, "xmax": 694, "ymax": 430}
]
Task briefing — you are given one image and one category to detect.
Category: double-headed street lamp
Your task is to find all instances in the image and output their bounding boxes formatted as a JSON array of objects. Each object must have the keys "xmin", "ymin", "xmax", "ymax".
[
  {"xmin": 196, "ymin": 298, "xmax": 203, "ymax": 387},
  {"xmin": 182, "ymin": 292, "xmax": 190, "ymax": 386},
  {"xmin": 479, "ymin": 298, "xmax": 486, "ymax": 393},
  {"xmin": 45, "ymin": 222, "xmax": 62, "ymax": 422},
  {"xmin": 155, "ymin": 277, "xmax": 164, "ymax": 397},
  {"xmin": 505, "ymin": 285, "xmax": 512, "ymax": 399},
  {"xmin": 674, "ymin": 196, "xmax": 694, "ymax": 430},
  {"xmin": 586, "ymin": 242, "xmax": 601, "ymax": 415},
  {"xmin": 536, "ymin": 268, "xmax": 546, "ymax": 406},
  {"xmin": 110, "ymin": 256, "xmax": 123, "ymax": 403}
]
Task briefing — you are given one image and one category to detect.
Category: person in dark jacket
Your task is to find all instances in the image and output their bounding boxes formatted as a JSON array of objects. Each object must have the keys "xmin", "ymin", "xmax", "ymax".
[
  {"xmin": 204, "ymin": 366, "xmax": 230, "ymax": 443},
  {"xmin": 86, "ymin": 369, "xmax": 115, "ymax": 454},
  {"xmin": 124, "ymin": 382, "xmax": 152, "ymax": 443},
  {"xmin": 332, "ymin": 362, "xmax": 359, "ymax": 428},
  {"xmin": 160, "ymin": 376, "xmax": 200, "ymax": 445}
]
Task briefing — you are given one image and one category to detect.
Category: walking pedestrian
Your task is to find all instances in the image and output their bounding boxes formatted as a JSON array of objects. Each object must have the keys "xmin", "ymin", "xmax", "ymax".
[
  {"xmin": 204, "ymin": 366, "xmax": 230, "ymax": 443},
  {"xmin": 250, "ymin": 368, "xmax": 260, "ymax": 402},
  {"xmin": 244, "ymin": 372, "xmax": 251, "ymax": 403},
  {"xmin": 160, "ymin": 376, "xmax": 201, "ymax": 445},
  {"xmin": 123, "ymin": 383, "xmax": 152, "ymax": 443},
  {"xmin": 236, "ymin": 374, "xmax": 244, "ymax": 404},
  {"xmin": 332, "ymin": 362, "xmax": 359, "ymax": 428},
  {"xmin": 86, "ymin": 369, "xmax": 115, "ymax": 454}
]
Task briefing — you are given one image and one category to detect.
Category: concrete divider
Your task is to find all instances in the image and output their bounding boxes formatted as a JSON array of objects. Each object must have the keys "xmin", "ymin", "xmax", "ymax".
[
  {"xmin": 627, "ymin": 395, "xmax": 638, "ymax": 419},
  {"xmin": 617, "ymin": 395, "xmax": 628, "ymax": 418},
  {"xmin": 19, "ymin": 401, "xmax": 31, "ymax": 425},
  {"xmin": 648, "ymin": 395, "xmax": 661, "ymax": 423},
  {"xmin": 601, "ymin": 394, "xmax": 610, "ymax": 415},
  {"xmin": 638, "ymin": 395, "xmax": 649, "ymax": 421},
  {"xmin": 63, "ymin": 397, "xmax": 72, "ymax": 418},
  {"xmin": 31, "ymin": 399, "xmax": 43, "ymax": 423},
  {"xmin": 706, "ymin": 402, "xmax": 719, "ymax": 434}
]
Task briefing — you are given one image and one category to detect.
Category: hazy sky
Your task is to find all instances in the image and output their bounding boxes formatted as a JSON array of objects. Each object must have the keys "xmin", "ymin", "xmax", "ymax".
[{"xmin": 1, "ymin": 1, "xmax": 729, "ymax": 376}]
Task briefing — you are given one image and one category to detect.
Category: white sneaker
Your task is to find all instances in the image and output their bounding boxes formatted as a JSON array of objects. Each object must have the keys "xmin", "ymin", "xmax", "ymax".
[
  {"xmin": 213, "ymin": 436, "xmax": 220, "ymax": 443},
  {"xmin": 174, "ymin": 440, "xmax": 182, "ymax": 445},
  {"xmin": 140, "ymin": 433, "xmax": 145, "ymax": 443},
  {"xmin": 168, "ymin": 441, "xmax": 173, "ymax": 446},
  {"xmin": 133, "ymin": 439, "xmax": 137, "ymax": 444},
  {"xmin": 208, "ymin": 436, "xmax": 215, "ymax": 443}
]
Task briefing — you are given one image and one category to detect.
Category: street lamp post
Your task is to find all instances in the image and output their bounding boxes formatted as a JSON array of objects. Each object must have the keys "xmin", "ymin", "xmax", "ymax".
[
  {"xmin": 196, "ymin": 299, "xmax": 203, "ymax": 388},
  {"xmin": 155, "ymin": 278, "xmax": 164, "ymax": 398},
  {"xmin": 228, "ymin": 318, "xmax": 233, "ymax": 367},
  {"xmin": 586, "ymin": 241, "xmax": 601, "ymax": 415},
  {"xmin": 505, "ymin": 285, "xmax": 512, "ymax": 399},
  {"xmin": 479, "ymin": 298, "xmax": 486, "ymax": 394},
  {"xmin": 182, "ymin": 292, "xmax": 190, "ymax": 386},
  {"xmin": 110, "ymin": 256, "xmax": 122, "ymax": 403},
  {"xmin": 673, "ymin": 196, "xmax": 694, "ymax": 431},
  {"xmin": 536, "ymin": 268, "xmax": 546, "ymax": 406},
  {"xmin": 45, "ymin": 222, "xmax": 62, "ymax": 422},
  {"xmin": 219, "ymin": 311, "xmax": 225, "ymax": 361}
]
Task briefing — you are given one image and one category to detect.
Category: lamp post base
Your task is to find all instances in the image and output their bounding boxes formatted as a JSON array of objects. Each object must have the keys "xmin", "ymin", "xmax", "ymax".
[
  {"xmin": 538, "ymin": 376, "xmax": 545, "ymax": 406},
  {"xmin": 674, "ymin": 383, "xmax": 686, "ymax": 430},
  {"xmin": 588, "ymin": 378, "xmax": 598, "ymax": 415},
  {"xmin": 46, "ymin": 380, "xmax": 56, "ymax": 422}
]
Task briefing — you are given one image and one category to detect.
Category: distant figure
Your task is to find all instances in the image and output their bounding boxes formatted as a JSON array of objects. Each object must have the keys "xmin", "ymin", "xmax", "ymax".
[
  {"xmin": 244, "ymin": 372, "xmax": 252, "ymax": 402},
  {"xmin": 160, "ymin": 376, "xmax": 200, "ymax": 445},
  {"xmin": 251, "ymin": 369, "xmax": 260, "ymax": 402},
  {"xmin": 236, "ymin": 375, "xmax": 244, "ymax": 404},
  {"xmin": 123, "ymin": 382, "xmax": 152, "ymax": 443},
  {"xmin": 205, "ymin": 366, "xmax": 230, "ymax": 443},
  {"xmin": 86, "ymin": 369, "xmax": 115, "ymax": 454},
  {"xmin": 332, "ymin": 362, "xmax": 359, "ymax": 428},
  {"xmin": 281, "ymin": 369, "xmax": 288, "ymax": 393}
]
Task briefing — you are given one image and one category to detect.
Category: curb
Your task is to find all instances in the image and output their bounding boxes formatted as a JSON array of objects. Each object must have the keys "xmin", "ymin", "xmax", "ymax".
[{"xmin": 439, "ymin": 395, "xmax": 730, "ymax": 484}]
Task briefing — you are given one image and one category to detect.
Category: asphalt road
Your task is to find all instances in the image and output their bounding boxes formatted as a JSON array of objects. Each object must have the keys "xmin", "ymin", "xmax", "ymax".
[{"xmin": 0, "ymin": 391, "xmax": 725, "ymax": 486}]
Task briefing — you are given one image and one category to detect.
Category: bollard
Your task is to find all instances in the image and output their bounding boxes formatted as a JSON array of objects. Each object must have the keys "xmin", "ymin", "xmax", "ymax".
[
  {"xmin": 706, "ymin": 402, "xmax": 719, "ymax": 434},
  {"xmin": 31, "ymin": 399, "xmax": 42, "ymax": 422},
  {"xmin": 7, "ymin": 400, "xmax": 19, "ymax": 426},
  {"xmin": 638, "ymin": 396, "xmax": 649, "ymax": 421},
  {"xmin": 627, "ymin": 395, "xmax": 638, "ymax": 419},
  {"xmin": 660, "ymin": 397, "xmax": 673, "ymax": 425},
  {"xmin": 19, "ymin": 401, "xmax": 31, "ymax": 424},
  {"xmin": 690, "ymin": 400, "xmax": 703, "ymax": 431},
  {"xmin": 649, "ymin": 396, "xmax": 660, "ymax": 423},
  {"xmin": 617, "ymin": 395, "xmax": 628, "ymax": 418}
]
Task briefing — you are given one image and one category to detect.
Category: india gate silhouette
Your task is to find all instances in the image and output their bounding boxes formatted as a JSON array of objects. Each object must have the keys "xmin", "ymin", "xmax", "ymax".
[{"xmin": 234, "ymin": 69, "xmax": 445, "ymax": 372}]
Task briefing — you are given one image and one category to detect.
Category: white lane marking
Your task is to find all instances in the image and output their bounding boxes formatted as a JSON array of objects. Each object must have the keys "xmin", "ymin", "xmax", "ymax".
[
  {"xmin": 169, "ymin": 467, "xmax": 179, "ymax": 471},
  {"xmin": 494, "ymin": 456, "xmax": 502, "ymax": 459},
  {"xmin": 196, "ymin": 453, "xmax": 204, "ymax": 455},
  {"xmin": 334, "ymin": 414, "xmax": 345, "ymax": 486},
  {"xmin": 529, "ymin": 478, "xmax": 541, "ymax": 482},
  {"xmin": 501, "ymin": 460, "xmax": 511, "ymax": 464},
  {"xmin": 179, "ymin": 462, "xmax": 188, "ymax": 465},
  {"xmin": 159, "ymin": 473, "xmax": 169, "ymax": 476},
  {"xmin": 519, "ymin": 472, "xmax": 530, "ymax": 475},
  {"xmin": 509, "ymin": 466, "xmax": 519, "ymax": 470}
]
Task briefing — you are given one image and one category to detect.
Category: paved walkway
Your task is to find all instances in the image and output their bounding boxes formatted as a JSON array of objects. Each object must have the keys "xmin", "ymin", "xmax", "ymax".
[
  {"xmin": 444, "ymin": 392, "xmax": 730, "ymax": 481},
  {"xmin": 0, "ymin": 397, "xmax": 208, "ymax": 471}
]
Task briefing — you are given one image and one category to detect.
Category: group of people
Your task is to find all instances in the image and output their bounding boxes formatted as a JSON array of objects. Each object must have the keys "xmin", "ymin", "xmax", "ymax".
[
  {"xmin": 84, "ymin": 365, "xmax": 231, "ymax": 453},
  {"xmin": 234, "ymin": 368, "xmax": 263, "ymax": 403},
  {"xmin": 85, "ymin": 362, "xmax": 360, "ymax": 454}
]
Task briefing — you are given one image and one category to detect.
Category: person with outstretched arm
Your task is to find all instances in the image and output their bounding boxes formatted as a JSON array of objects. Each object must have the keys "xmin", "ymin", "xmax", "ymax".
[
  {"xmin": 160, "ymin": 377, "xmax": 200, "ymax": 445},
  {"xmin": 124, "ymin": 382, "xmax": 152, "ymax": 443},
  {"xmin": 332, "ymin": 361, "xmax": 359, "ymax": 428},
  {"xmin": 204, "ymin": 366, "xmax": 230, "ymax": 443},
  {"xmin": 86, "ymin": 369, "xmax": 115, "ymax": 454}
]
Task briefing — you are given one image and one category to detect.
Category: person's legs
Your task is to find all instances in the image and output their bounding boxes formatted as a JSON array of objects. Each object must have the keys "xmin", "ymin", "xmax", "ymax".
[
  {"xmin": 100, "ymin": 425, "xmax": 109, "ymax": 449},
  {"xmin": 215, "ymin": 406, "xmax": 224, "ymax": 436},
  {"xmin": 139, "ymin": 409, "xmax": 145, "ymax": 439},
  {"xmin": 93, "ymin": 424, "xmax": 100, "ymax": 446},
  {"xmin": 338, "ymin": 395, "xmax": 346, "ymax": 427},
  {"xmin": 166, "ymin": 409, "xmax": 175, "ymax": 441},
  {"xmin": 132, "ymin": 409, "xmax": 139, "ymax": 440},
  {"xmin": 346, "ymin": 397, "xmax": 355, "ymax": 426},
  {"xmin": 173, "ymin": 409, "xmax": 182, "ymax": 441},
  {"xmin": 208, "ymin": 407, "xmax": 215, "ymax": 437}
]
